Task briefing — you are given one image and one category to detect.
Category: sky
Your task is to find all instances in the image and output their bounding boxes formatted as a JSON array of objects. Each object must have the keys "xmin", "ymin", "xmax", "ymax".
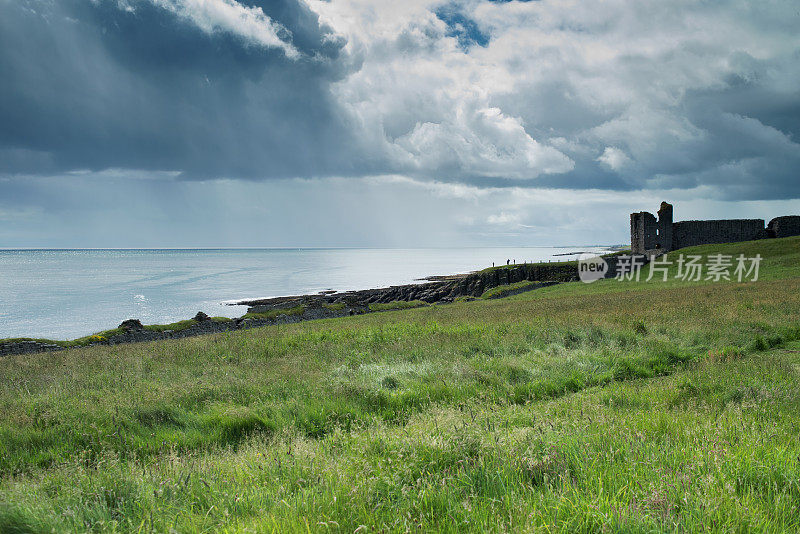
[{"xmin": 1, "ymin": 0, "xmax": 799, "ymax": 248}]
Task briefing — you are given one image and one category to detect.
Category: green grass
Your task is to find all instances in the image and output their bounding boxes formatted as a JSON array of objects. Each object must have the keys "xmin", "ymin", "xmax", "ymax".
[
  {"xmin": 520, "ymin": 236, "xmax": 800, "ymax": 301},
  {"xmin": 143, "ymin": 317, "xmax": 232, "ymax": 333},
  {"xmin": 143, "ymin": 319, "xmax": 200, "ymax": 333},
  {"xmin": 1, "ymin": 236, "xmax": 800, "ymax": 532},
  {"xmin": 323, "ymin": 302, "xmax": 346, "ymax": 311},
  {"xmin": 478, "ymin": 259, "xmax": 575, "ymax": 273},
  {"xmin": 241, "ymin": 305, "xmax": 307, "ymax": 321},
  {"xmin": 368, "ymin": 300, "xmax": 428, "ymax": 311},
  {"xmin": 480, "ymin": 280, "xmax": 540, "ymax": 299}
]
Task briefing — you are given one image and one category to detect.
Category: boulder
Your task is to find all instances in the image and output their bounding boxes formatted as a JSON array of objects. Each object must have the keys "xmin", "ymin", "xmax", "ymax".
[
  {"xmin": 193, "ymin": 311, "xmax": 211, "ymax": 322},
  {"xmin": 119, "ymin": 319, "xmax": 144, "ymax": 331}
]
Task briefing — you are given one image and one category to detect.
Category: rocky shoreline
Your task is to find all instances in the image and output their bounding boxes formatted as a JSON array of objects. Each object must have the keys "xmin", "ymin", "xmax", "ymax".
[
  {"xmin": 1, "ymin": 255, "xmax": 627, "ymax": 357},
  {"xmin": 237, "ymin": 258, "xmax": 602, "ymax": 311}
]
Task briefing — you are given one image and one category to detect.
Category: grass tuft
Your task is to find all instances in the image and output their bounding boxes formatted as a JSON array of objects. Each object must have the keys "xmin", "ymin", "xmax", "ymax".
[
  {"xmin": 368, "ymin": 300, "xmax": 428, "ymax": 311},
  {"xmin": 242, "ymin": 305, "xmax": 306, "ymax": 320},
  {"xmin": 480, "ymin": 280, "xmax": 540, "ymax": 299}
]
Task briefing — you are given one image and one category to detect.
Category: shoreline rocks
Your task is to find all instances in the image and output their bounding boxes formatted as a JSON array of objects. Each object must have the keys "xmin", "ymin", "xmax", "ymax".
[{"xmin": 238, "ymin": 260, "xmax": 591, "ymax": 311}]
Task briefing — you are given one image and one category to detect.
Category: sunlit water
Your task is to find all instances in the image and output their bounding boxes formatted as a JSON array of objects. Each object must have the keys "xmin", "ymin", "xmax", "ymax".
[{"xmin": 0, "ymin": 247, "xmax": 610, "ymax": 339}]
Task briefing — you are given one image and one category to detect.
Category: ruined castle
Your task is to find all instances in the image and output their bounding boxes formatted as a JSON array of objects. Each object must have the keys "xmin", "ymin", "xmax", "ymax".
[{"xmin": 631, "ymin": 202, "xmax": 800, "ymax": 255}]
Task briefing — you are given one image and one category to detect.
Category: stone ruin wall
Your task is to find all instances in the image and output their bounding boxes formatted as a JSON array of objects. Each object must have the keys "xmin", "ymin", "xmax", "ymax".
[
  {"xmin": 630, "ymin": 202, "xmax": 674, "ymax": 255},
  {"xmin": 768, "ymin": 216, "xmax": 800, "ymax": 238},
  {"xmin": 671, "ymin": 219, "xmax": 767, "ymax": 250},
  {"xmin": 631, "ymin": 202, "xmax": 800, "ymax": 255}
]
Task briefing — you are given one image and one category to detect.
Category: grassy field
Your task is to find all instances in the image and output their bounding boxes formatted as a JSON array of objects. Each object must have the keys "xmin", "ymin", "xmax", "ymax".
[{"xmin": 1, "ymin": 237, "xmax": 799, "ymax": 532}]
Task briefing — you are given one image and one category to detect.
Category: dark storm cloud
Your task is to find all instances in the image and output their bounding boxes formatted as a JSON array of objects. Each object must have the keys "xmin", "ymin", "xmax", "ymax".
[
  {"xmin": 479, "ymin": 45, "xmax": 800, "ymax": 198},
  {"xmin": 0, "ymin": 0, "xmax": 368, "ymax": 179},
  {"xmin": 0, "ymin": 0, "xmax": 798, "ymax": 203}
]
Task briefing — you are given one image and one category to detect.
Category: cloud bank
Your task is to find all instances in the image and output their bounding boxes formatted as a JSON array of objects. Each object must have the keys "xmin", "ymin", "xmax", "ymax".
[
  {"xmin": 3, "ymin": 0, "xmax": 799, "ymax": 197},
  {"xmin": 0, "ymin": 0, "xmax": 798, "ymax": 246}
]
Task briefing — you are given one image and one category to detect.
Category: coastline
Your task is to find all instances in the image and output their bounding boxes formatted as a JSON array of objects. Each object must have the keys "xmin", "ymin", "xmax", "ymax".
[
  {"xmin": 1, "ymin": 253, "xmax": 627, "ymax": 357},
  {"xmin": 0, "ymin": 246, "xmax": 613, "ymax": 341}
]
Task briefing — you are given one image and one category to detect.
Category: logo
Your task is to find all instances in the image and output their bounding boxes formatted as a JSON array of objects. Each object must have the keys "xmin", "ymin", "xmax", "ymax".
[{"xmin": 578, "ymin": 253, "xmax": 608, "ymax": 283}]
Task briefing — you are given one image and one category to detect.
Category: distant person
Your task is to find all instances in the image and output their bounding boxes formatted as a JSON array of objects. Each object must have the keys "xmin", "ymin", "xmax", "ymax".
[{"xmin": 506, "ymin": 259, "xmax": 510, "ymax": 265}]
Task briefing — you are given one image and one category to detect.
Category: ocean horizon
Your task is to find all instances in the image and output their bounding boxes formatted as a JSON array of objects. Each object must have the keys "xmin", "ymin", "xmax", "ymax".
[{"xmin": 0, "ymin": 246, "xmax": 611, "ymax": 340}]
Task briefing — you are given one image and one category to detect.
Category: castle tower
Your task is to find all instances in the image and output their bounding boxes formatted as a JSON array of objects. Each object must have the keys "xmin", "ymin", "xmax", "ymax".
[
  {"xmin": 657, "ymin": 201, "xmax": 673, "ymax": 252},
  {"xmin": 630, "ymin": 211, "xmax": 657, "ymax": 254}
]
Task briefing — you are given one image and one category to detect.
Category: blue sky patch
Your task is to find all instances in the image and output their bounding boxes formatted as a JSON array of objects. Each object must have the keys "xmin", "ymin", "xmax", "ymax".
[{"xmin": 435, "ymin": 5, "xmax": 489, "ymax": 50}]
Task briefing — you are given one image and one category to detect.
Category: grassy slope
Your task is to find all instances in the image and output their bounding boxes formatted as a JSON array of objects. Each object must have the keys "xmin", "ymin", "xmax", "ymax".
[
  {"xmin": 480, "ymin": 280, "xmax": 541, "ymax": 299},
  {"xmin": 242, "ymin": 306, "xmax": 307, "ymax": 321},
  {"xmin": 369, "ymin": 300, "xmax": 429, "ymax": 311},
  {"xmin": 1, "ymin": 237, "xmax": 799, "ymax": 532}
]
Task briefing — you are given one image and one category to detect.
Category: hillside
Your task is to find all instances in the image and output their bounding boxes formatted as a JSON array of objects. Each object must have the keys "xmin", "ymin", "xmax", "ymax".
[{"xmin": 1, "ymin": 237, "xmax": 799, "ymax": 532}]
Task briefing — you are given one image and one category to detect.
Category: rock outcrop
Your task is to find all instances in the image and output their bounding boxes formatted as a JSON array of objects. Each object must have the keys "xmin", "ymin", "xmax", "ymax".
[{"xmin": 240, "ymin": 257, "xmax": 624, "ymax": 311}]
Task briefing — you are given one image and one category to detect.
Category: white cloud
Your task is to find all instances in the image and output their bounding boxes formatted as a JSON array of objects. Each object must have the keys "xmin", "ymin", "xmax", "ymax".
[
  {"xmin": 487, "ymin": 211, "xmax": 521, "ymax": 226},
  {"xmin": 301, "ymin": 0, "xmax": 800, "ymax": 193},
  {"xmin": 149, "ymin": 0, "xmax": 299, "ymax": 57},
  {"xmin": 395, "ymin": 105, "xmax": 574, "ymax": 179},
  {"xmin": 305, "ymin": 0, "xmax": 576, "ymax": 180},
  {"xmin": 597, "ymin": 147, "xmax": 631, "ymax": 171}
]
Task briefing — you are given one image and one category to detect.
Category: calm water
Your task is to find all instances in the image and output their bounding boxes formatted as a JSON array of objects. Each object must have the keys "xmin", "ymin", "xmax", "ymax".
[{"xmin": 0, "ymin": 247, "xmax": 608, "ymax": 339}]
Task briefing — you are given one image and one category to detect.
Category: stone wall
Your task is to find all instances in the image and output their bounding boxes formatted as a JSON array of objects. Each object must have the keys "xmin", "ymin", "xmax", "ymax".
[
  {"xmin": 632, "ymin": 201, "xmax": 799, "ymax": 254},
  {"xmin": 631, "ymin": 202, "xmax": 673, "ymax": 254},
  {"xmin": 768, "ymin": 216, "xmax": 800, "ymax": 238},
  {"xmin": 672, "ymin": 219, "xmax": 767, "ymax": 249},
  {"xmin": 657, "ymin": 202, "xmax": 673, "ymax": 252},
  {"xmin": 0, "ymin": 340, "xmax": 64, "ymax": 356},
  {"xmin": 630, "ymin": 211, "xmax": 658, "ymax": 254}
]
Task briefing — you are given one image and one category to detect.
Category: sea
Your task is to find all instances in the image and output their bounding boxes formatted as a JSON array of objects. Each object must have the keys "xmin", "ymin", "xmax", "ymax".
[{"xmin": 0, "ymin": 247, "xmax": 610, "ymax": 340}]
